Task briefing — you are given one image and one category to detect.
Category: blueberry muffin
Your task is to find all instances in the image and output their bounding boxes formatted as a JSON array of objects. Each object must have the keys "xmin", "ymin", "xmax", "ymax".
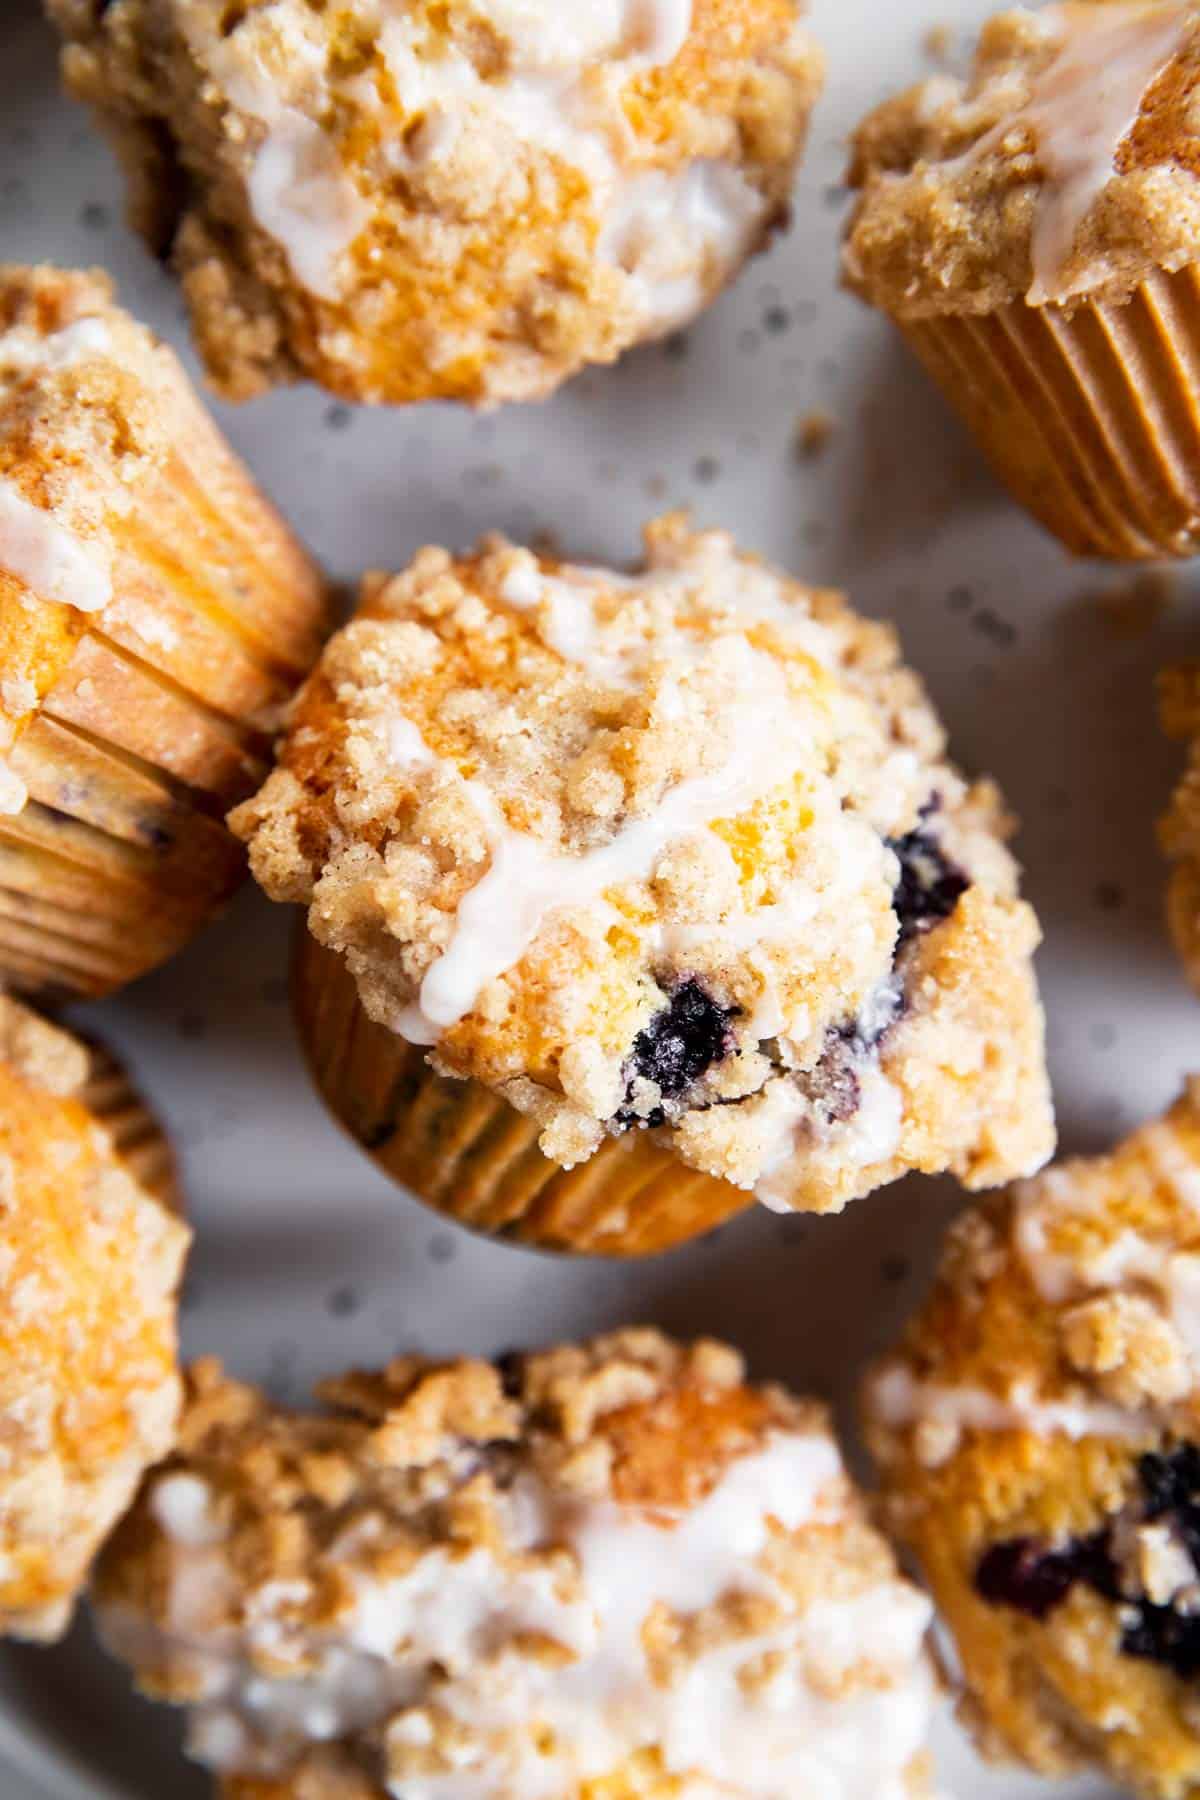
[
  {"xmin": 96, "ymin": 1330, "xmax": 938, "ymax": 1797},
  {"xmin": 0, "ymin": 264, "xmax": 329, "ymax": 996},
  {"xmin": 845, "ymin": 1, "xmax": 1200, "ymax": 561},
  {"xmin": 48, "ymin": 0, "xmax": 823, "ymax": 406},
  {"xmin": 0, "ymin": 993, "xmax": 189, "ymax": 1640},
  {"xmin": 234, "ymin": 514, "xmax": 1053, "ymax": 1251},
  {"xmin": 866, "ymin": 1081, "xmax": 1200, "ymax": 1796}
]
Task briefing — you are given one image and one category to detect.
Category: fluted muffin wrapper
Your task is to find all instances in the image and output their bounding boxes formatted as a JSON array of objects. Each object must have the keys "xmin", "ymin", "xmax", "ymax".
[
  {"xmin": 293, "ymin": 929, "xmax": 753, "ymax": 1258},
  {"xmin": 902, "ymin": 264, "xmax": 1200, "ymax": 561},
  {"xmin": 78, "ymin": 1039, "xmax": 181, "ymax": 1214},
  {"xmin": 0, "ymin": 387, "xmax": 328, "ymax": 998}
]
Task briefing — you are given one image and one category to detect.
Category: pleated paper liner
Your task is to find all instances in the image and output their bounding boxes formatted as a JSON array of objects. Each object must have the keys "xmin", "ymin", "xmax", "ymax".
[
  {"xmin": 902, "ymin": 263, "xmax": 1200, "ymax": 561},
  {"xmin": 0, "ymin": 357, "xmax": 330, "ymax": 998},
  {"xmin": 78, "ymin": 1039, "xmax": 181, "ymax": 1215},
  {"xmin": 293, "ymin": 929, "xmax": 754, "ymax": 1257}
]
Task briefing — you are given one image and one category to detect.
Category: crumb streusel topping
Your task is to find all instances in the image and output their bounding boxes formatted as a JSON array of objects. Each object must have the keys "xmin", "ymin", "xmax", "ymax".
[
  {"xmin": 49, "ymin": 0, "xmax": 822, "ymax": 403},
  {"xmin": 0, "ymin": 994, "xmax": 189, "ymax": 1641},
  {"xmin": 96, "ymin": 1331, "xmax": 937, "ymax": 1798},
  {"xmin": 845, "ymin": 1, "xmax": 1200, "ymax": 318},
  {"xmin": 233, "ymin": 514, "xmax": 1052, "ymax": 1215}
]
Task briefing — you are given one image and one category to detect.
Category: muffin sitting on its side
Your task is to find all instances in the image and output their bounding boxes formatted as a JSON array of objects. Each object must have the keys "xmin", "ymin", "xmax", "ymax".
[
  {"xmin": 845, "ymin": 1, "xmax": 1200, "ymax": 562},
  {"xmin": 866, "ymin": 1082, "xmax": 1200, "ymax": 1798},
  {"xmin": 0, "ymin": 264, "xmax": 329, "ymax": 997},
  {"xmin": 48, "ymin": 0, "xmax": 823, "ymax": 406},
  {"xmin": 95, "ymin": 1330, "xmax": 939, "ymax": 1798},
  {"xmin": 234, "ymin": 514, "xmax": 1053, "ymax": 1252},
  {"xmin": 0, "ymin": 993, "xmax": 188, "ymax": 1640}
]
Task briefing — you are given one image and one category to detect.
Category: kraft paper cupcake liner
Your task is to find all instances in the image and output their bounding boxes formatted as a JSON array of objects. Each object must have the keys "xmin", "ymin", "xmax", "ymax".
[
  {"xmin": 903, "ymin": 263, "xmax": 1200, "ymax": 562},
  {"xmin": 293, "ymin": 930, "xmax": 754, "ymax": 1258},
  {"xmin": 78, "ymin": 1039, "xmax": 180, "ymax": 1214},
  {"xmin": 0, "ymin": 410, "xmax": 328, "ymax": 1000}
]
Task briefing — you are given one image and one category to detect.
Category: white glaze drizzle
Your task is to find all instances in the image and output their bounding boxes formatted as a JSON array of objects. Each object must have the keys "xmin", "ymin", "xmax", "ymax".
[
  {"xmin": 884, "ymin": 1113, "xmax": 1200, "ymax": 1457},
  {"xmin": 623, "ymin": 0, "xmax": 694, "ymax": 63},
  {"xmin": 1020, "ymin": 2, "xmax": 1188, "ymax": 302},
  {"xmin": 0, "ymin": 316, "xmax": 112, "ymax": 374},
  {"xmin": 871, "ymin": 1365, "xmax": 1149, "ymax": 1456},
  {"xmin": 0, "ymin": 481, "xmax": 111, "ymax": 614},
  {"xmin": 496, "ymin": 551, "xmax": 842, "ymax": 686},
  {"xmin": 754, "ymin": 1059, "xmax": 903, "ymax": 1214},
  {"xmin": 385, "ymin": 640, "xmax": 821, "ymax": 1044},
  {"xmin": 197, "ymin": 22, "xmax": 369, "ymax": 300},
  {"xmin": 127, "ymin": 1431, "xmax": 937, "ymax": 1800},
  {"xmin": 377, "ymin": 0, "xmax": 762, "ymax": 334},
  {"xmin": 1014, "ymin": 1117, "xmax": 1200, "ymax": 1361}
]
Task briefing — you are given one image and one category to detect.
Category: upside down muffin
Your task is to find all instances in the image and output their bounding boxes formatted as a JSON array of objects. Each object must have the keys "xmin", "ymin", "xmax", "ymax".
[
  {"xmin": 866, "ymin": 1081, "xmax": 1200, "ymax": 1797},
  {"xmin": 233, "ymin": 514, "xmax": 1054, "ymax": 1251},
  {"xmin": 0, "ymin": 993, "xmax": 189, "ymax": 1640},
  {"xmin": 0, "ymin": 263, "xmax": 329, "ymax": 997},
  {"xmin": 94, "ymin": 1330, "xmax": 939, "ymax": 1797},
  {"xmin": 48, "ymin": 0, "xmax": 824, "ymax": 406},
  {"xmin": 845, "ymin": 1, "xmax": 1200, "ymax": 561}
]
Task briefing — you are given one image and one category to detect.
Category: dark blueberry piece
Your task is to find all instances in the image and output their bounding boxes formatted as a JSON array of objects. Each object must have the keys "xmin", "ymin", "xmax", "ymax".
[
  {"xmin": 1138, "ymin": 1445, "xmax": 1200, "ymax": 1519},
  {"xmin": 1122, "ymin": 1603, "xmax": 1200, "ymax": 1679},
  {"xmin": 494, "ymin": 1349, "xmax": 526, "ymax": 1399},
  {"xmin": 976, "ymin": 1532, "xmax": 1116, "ymax": 1622},
  {"xmin": 888, "ymin": 825, "xmax": 969, "ymax": 946},
  {"xmin": 619, "ymin": 979, "xmax": 737, "ymax": 1122},
  {"xmin": 975, "ymin": 1539, "xmax": 1080, "ymax": 1621}
]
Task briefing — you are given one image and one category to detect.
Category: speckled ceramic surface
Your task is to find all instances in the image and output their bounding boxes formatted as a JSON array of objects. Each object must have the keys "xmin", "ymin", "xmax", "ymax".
[{"xmin": 0, "ymin": 0, "xmax": 1195, "ymax": 1795}]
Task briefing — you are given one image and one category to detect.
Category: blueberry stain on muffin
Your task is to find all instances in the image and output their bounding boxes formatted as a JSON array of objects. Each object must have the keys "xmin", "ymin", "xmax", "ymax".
[
  {"xmin": 889, "ymin": 813, "xmax": 970, "ymax": 946},
  {"xmin": 976, "ymin": 1446, "xmax": 1200, "ymax": 1677}
]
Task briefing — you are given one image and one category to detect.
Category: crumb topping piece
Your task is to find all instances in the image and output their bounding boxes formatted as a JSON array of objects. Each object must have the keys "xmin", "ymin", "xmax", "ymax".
[
  {"xmin": 234, "ymin": 514, "xmax": 1051, "ymax": 1215},
  {"xmin": 869, "ymin": 1082, "xmax": 1200, "ymax": 1472},
  {"xmin": 96, "ymin": 1332, "xmax": 937, "ymax": 1799}
]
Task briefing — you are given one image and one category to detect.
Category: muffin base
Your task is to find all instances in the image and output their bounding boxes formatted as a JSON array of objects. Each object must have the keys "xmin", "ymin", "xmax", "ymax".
[
  {"xmin": 293, "ymin": 931, "xmax": 753, "ymax": 1257},
  {"xmin": 903, "ymin": 263, "xmax": 1200, "ymax": 561},
  {"xmin": 0, "ymin": 415, "xmax": 328, "ymax": 998}
]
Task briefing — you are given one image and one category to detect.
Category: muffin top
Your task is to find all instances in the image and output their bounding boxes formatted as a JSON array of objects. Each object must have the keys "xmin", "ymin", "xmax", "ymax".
[
  {"xmin": 234, "ymin": 514, "xmax": 1049, "ymax": 1210},
  {"xmin": 0, "ymin": 995, "xmax": 189, "ymax": 1640},
  {"xmin": 868, "ymin": 1080, "xmax": 1200, "ymax": 1479},
  {"xmin": 96, "ymin": 1330, "xmax": 937, "ymax": 1798},
  {"xmin": 51, "ymin": 0, "xmax": 822, "ymax": 404},
  {"xmin": 845, "ymin": 1, "xmax": 1200, "ymax": 319}
]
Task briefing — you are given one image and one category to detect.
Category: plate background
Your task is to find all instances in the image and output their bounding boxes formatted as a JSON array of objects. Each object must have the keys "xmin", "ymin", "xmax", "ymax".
[{"xmin": 0, "ymin": 0, "xmax": 1195, "ymax": 1792}]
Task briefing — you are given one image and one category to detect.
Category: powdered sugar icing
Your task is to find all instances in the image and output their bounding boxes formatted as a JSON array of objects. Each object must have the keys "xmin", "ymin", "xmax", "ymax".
[
  {"xmin": 114, "ymin": 1429, "xmax": 937, "ymax": 1799},
  {"xmin": 1020, "ymin": 2, "xmax": 1187, "ymax": 302}
]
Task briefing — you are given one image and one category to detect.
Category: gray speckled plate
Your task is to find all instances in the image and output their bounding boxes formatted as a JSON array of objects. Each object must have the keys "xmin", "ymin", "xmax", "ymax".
[{"xmin": 0, "ymin": 0, "xmax": 1193, "ymax": 1793}]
